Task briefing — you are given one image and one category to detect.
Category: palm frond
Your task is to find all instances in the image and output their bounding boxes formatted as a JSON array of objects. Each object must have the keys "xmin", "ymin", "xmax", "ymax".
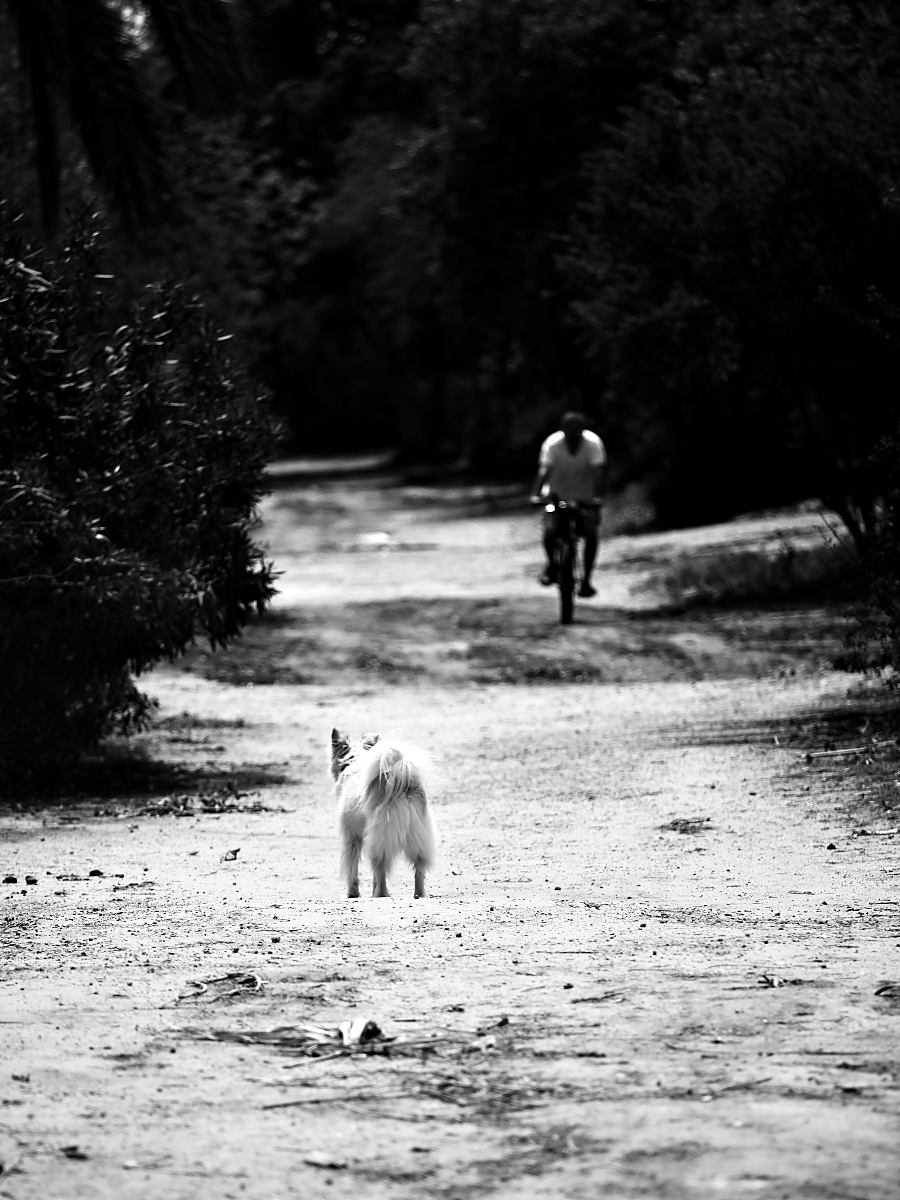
[
  {"xmin": 5, "ymin": 0, "xmax": 65, "ymax": 228},
  {"xmin": 63, "ymin": 0, "xmax": 165, "ymax": 230},
  {"xmin": 3, "ymin": 0, "xmax": 245, "ymax": 232},
  {"xmin": 142, "ymin": 0, "xmax": 247, "ymax": 111}
]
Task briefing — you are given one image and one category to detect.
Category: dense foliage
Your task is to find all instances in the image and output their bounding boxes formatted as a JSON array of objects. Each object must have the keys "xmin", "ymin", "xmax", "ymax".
[
  {"xmin": 4, "ymin": 0, "xmax": 900, "ymax": 675},
  {"xmin": 7, "ymin": 0, "xmax": 900, "ymax": 524},
  {"xmin": 0, "ymin": 0, "xmax": 245, "ymax": 229},
  {"xmin": 240, "ymin": 0, "xmax": 678, "ymax": 463},
  {"xmin": 232, "ymin": 0, "xmax": 900, "ymax": 527},
  {"xmin": 0, "ymin": 211, "xmax": 276, "ymax": 786},
  {"xmin": 568, "ymin": 0, "xmax": 900, "ymax": 530}
]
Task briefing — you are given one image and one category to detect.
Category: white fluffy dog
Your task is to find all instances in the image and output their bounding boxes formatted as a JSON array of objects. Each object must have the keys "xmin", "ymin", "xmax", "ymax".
[{"xmin": 330, "ymin": 728, "xmax": 437, "ymax": 899}]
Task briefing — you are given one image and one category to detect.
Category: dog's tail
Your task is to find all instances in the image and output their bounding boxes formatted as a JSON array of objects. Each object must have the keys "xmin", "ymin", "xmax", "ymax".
[{"xmin": 353, "ymin": 739, "xmax": 431, "ymax": 808}]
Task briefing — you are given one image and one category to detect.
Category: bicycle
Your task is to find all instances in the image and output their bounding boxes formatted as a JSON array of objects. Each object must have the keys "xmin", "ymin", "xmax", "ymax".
[{"xmin": 538, "ymin": 494, "xmax": 590, "ymax": 625}]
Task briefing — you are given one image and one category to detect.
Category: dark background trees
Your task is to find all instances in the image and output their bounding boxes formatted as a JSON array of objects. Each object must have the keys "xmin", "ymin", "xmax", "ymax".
[
  {"xmin": 7, "ymin": 0, "xmax": 899, "ymax": 525},
  {"xmin": 239, "ymin": 0, "xmax": 680, "ymax": 465},
  {"xmin": 567, "ymin": 0, "xmax": 900, "ymax": 531},
  {"xmin": 6, "ymin": 0, "xmax": 900, "ymax": 769}
]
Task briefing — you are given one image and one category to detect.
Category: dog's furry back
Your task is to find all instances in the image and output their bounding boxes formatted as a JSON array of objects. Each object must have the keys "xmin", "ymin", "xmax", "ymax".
[
  {"xmin": 333, "ymin": 732, "xmax": 437, "ymax": 897},
  {"xmin": 350, "ymin": 739, "xmax": 432, "ymax": 810},
  {"xmin": 341, "ymin": 740, "xmax": 435, "ymax": 873}
]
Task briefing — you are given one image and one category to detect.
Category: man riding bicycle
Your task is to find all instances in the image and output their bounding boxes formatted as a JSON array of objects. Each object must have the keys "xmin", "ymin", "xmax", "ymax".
[{"xmin": 530, "ymin": 411, "xmax": 607, "ymax": 598}]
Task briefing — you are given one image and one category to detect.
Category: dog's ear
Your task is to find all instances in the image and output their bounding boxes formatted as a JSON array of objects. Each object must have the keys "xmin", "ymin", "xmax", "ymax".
[
  {"xmin": 361, "ymin": 732, "xmax": 381, "ymax": 749},
  {"xmin": 330, "ymin": 727, "xmax": 352, "ymax": 778}
]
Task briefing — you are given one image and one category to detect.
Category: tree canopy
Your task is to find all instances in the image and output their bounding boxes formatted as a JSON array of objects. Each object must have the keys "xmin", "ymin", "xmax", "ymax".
[
  {"xmin": 1, "ymin": 0, "xmax": 245, "ymax": 229},
  {"xmin": 568, "ymin": 0, "xmax": 900, "ymax": 530},
  {"xmin": 3, "ymin": 0, "xmax": 900, "ymax": 528}
]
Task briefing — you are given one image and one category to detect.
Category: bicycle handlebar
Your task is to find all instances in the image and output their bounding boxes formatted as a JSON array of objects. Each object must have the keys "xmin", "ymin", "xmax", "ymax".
[{"xmin": 533, "ymin": 493, "xmax": 601, "ymax": 510}]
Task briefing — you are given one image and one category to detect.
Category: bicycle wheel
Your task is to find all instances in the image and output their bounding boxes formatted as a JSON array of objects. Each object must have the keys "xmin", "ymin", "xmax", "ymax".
[{"xmin": 558, "ymin": 541, "xmax": 575, "ymax": 624}]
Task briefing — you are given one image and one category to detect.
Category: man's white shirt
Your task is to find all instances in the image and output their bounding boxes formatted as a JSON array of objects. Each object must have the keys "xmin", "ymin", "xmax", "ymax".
[{"xmin": 539, "ymin": 430, "xmax": 607, "ymax": 504}]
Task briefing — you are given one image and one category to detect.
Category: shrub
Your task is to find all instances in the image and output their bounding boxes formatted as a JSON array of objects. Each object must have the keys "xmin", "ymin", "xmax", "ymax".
[
  {"xmin": 844, "ymin": 430, "xmax": 900, "ymax": 678},
  {"xmin": 0, "ymin": 209, "xmax": 277, "ymax": 788}
]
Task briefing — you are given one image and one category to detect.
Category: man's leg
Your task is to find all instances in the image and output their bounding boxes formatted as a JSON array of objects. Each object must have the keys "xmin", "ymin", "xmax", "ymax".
[
  {"xmin": 580, "ymin": 510, "xmax": 599, "ymax": 597},
  {"xmin": 540, "ymin": 509, "xmax": 557, "ymax": 585}
]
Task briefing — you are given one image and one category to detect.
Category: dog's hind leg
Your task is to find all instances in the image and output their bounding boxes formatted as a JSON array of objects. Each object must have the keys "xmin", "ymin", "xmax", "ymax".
[
  {"xmin": 408, "ymin": 796, "xmax": 435, "ymax": 899},
  {"xmin": 371, "ymin": 855, "xmax": 390, "ymax": 898},
  {"xmin": 340, "ymin": 813, "xmax": 364, "ymax": 899},
  {"xmin": 413, "ymin": 860, "xmax": 427, "ymax": 899},
  {"xmin": 343, "ymin": 836, "xmax": 363, "ymax": 898}
]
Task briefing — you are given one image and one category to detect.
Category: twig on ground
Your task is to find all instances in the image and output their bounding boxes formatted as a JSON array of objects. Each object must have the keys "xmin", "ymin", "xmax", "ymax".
[
  {"xmin": 282, "ymin": 1050, "xmax": 350, "ymax": 1069},
  {"xmin": 571, "ymin": 991, "xmax": 624, "ymax": 1004},
  {"xmin": 179, "ymin": 980, "xmax": 208, "ymax": 1000},
  {"xmin": 175, "ymin": 972, "xmax": 263, "ymax": 1003},
  {"xmin": 806, "ymin": 746, "xmax": 867, "ymax": 759},
  {"xmin": 704, "ymin": 1077, "xmax": 772, "ymax": 1099},
  {"xmin": 262, "ymin": 1090, "xmax": 405, "ymax": 1110}
]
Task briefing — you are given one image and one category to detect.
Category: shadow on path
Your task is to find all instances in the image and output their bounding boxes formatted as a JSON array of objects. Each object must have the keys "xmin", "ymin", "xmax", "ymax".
[{"xmin": 171, "ymin": 596, "xmax": 853, "ymax": 688}]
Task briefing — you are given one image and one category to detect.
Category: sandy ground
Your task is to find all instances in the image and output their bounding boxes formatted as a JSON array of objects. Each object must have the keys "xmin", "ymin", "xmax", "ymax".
[{"xmin": 1, "ymin": 477, "xmax": 899, "ymax": 1200}]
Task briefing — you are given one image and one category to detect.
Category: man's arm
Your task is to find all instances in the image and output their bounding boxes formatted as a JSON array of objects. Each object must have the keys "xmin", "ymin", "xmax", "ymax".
[
  {"xmin": 587, "ymin": 435, "xmax": 608, "ymax": 504},
  {"xmin": 591, "ymin": 461, "xmax": 607, "ymax": 504},
  {"xmin": 530, "ymin": 466, "xmax": 550, "ymax": 502}
]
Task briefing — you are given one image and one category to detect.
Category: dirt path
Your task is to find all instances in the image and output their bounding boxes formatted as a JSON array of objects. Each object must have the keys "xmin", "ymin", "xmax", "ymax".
[{"xmin": 1, "ymin": 480, "xmax": 898, "ymax": 1200}]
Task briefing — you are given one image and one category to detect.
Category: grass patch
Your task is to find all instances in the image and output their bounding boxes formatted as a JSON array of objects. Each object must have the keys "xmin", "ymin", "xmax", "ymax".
[{"xmin": 658, "ymin": 538, "xmax": 858, "ymax": 610}]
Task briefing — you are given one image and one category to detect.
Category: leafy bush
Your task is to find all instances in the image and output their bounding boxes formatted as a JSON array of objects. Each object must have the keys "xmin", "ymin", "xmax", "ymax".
[{"xmin": 0, "ymin": 209, "xmax": 277, "ymax": 788}]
